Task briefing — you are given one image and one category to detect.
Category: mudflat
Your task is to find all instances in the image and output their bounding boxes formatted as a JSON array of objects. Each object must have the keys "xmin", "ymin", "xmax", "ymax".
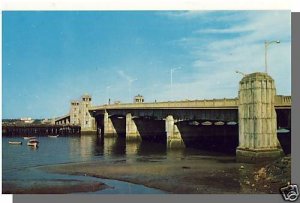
[
  {"xmin": 40, "ymin": 155, "xmax": 291, "ymax": 194},
  {"xmin": 2, "ymin": 179, "xmax": 109, "ymax": 194}
]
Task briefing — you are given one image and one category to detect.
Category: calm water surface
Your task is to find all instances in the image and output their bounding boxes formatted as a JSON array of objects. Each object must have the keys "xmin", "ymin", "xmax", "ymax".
[{"xmin": 2, "ymin": 135, "xmax": 232, "ymax": 193}]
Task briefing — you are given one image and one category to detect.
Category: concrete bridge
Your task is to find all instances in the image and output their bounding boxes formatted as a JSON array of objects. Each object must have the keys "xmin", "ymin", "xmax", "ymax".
[
  {"xmin": 55, "ymin": 72, "xmax": 291, "ymax": 162},
  {"xmin": 89, "ymin": 94, "xmax": 290, "ymax": 150}
]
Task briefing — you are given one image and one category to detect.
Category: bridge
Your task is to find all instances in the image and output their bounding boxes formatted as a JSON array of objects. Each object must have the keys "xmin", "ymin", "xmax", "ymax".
[
  {"xmin": 88, "ymin": 94, "xmax": 290, "ymax": 149},
  {"xmin": 56, "ymin": 96, "xmax": 290, "ymax": 124},
  {"xmin": 55, "ymin": 114, "xmax": 70, "ymax": 125},
  {"xmin": 55, "ymin": 72, "xmax": 291, "ymax": 163}
]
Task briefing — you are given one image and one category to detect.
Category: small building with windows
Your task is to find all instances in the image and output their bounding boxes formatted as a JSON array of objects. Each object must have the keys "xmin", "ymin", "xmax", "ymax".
[
  {"xmin": 69, "ymin": 94, "xmax": 95, "ymax": 131},
  {"xmin": 134, "ymin": 94, "xmax": 144, "ymax": 103},
  {"xmin": 70, "ymin": 100, "xmax": 80, "ymax": 125}
]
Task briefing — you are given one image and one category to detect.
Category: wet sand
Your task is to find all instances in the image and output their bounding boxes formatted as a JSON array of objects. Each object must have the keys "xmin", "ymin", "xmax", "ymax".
[
  {"xmin": 40, "ymin": 155, "xmax": 291, "ymax": 194},
  {"xmin": 2, "ymin": 179, "xmax": 109, "ymax": 194}
]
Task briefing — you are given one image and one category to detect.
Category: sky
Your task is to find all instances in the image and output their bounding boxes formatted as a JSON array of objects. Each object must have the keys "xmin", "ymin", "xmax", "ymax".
[{"xmin": 2, "ymin": 11, "xmax": 291, "ymax": 119}]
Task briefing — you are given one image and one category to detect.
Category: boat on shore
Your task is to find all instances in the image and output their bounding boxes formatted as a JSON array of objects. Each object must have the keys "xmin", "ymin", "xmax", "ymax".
[
  {"xmin": 27, "ymin": 139, "xmax": 39, "ymax": 147},
  {"xmin": 9, "ymin": 141, "xmax": 22, "ymax": 145},
  {"xmin": 48, "ymin": 135, "xmax": 59, "ymax": 138}
]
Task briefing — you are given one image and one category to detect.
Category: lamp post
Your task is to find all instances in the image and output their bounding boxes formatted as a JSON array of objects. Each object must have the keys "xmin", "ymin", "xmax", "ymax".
[
  {"xmin": 265, "ymin": 40, "xmax": 280, "ymax": 73},
  {"xmin": 235, "ymin": 70, "xmax": 246, "ymax": 77},
  {"xmin": 128, "ymin": 78, "xmax": 137, "ymax": 102},
  {"xmin": 106, "ymin": 86, "xmax": 111, "ymax": 105},
  {"xmin": 170, "ymin": 67, "xmax": 181, "ymax": 100}
]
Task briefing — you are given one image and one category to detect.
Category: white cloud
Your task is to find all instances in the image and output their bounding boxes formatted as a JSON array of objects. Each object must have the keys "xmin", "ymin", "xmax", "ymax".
[
  {"xmin": 160, "ymin": 11, "xmax": 215, "ymax": 19},
  {"xmin": 158, "ymin": 11, "xmax": 291, "ymax": 101},
  {"xmin": 117, "ymin": 70, "xmax": 136, "ymax": 82}
]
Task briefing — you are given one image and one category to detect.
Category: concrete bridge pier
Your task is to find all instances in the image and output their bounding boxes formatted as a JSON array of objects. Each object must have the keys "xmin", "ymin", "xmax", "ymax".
[
  {"xmin": 103, "ymin": 111, "xmax": 117, "ymax": 137},
  {"xmin": 166, "ymin": 115, "xmax": 185, "ymax": 148},
  {"xmin": 126, "ymin": 113, "xmax": 141, "ymax": 141},
  {"xmin": 236, "ymin": 72, "xmax": 283, "ymax": 163}
]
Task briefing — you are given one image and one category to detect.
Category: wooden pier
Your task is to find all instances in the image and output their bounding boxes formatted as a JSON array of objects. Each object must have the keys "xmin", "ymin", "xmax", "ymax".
[{"xmin": 2, "ymin": 124, "xmax": 81, "ymax": 136}]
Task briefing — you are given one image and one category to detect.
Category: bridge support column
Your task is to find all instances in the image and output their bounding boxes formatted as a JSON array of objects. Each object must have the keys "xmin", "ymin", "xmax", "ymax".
[
  {"xmin": 166, "ymin": 115, "xmax": 185, "ymax": 148},
  {"xmin": 126, "ymin": 113, "xmax": 141, "ymax": 141},
  {"xmin": 236, "ymin": 72, "xmax": 283, "ymax": 163},
  {"xmin": 104, "ymin": 111, "xmax": 117, "ymax": 137}
]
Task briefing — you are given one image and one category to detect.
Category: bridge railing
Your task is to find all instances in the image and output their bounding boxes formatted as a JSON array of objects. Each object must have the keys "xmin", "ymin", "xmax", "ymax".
[
  {"xmin": 88, "ymin": 95, "xmax": 290, "ymax": 111},
  {"xmin": 89, "ymin": 98, "xmax": 239, "ymax": 110}
]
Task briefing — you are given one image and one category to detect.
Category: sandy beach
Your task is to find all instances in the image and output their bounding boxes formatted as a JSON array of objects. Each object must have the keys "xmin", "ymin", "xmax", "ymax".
[{"xmin": 38, "ymin": 155, "xmax": 291, "ymax": 194}]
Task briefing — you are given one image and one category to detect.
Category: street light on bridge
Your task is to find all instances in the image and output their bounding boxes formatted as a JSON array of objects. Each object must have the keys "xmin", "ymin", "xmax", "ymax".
[
  {"xmin": 235, "ymin": 70, "xmax": 246, "ymax": 77},
  {"xmin": 128, "ymin": 78, "xmax": 137, "ymax": 102},
  {"xmin": 170, "ymin": 67, "xmax": 181, "ymax": 100},
  {"xmin": 106, "ymin": 86, "xmax": 111, "ymax": 105},
  {"xmin": 265, "ymin": 40, "xmax": 280, "ymax": 74}
]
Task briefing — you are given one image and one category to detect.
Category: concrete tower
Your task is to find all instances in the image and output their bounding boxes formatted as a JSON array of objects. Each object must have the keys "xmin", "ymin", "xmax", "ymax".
[
  {"xmin": 79, "ymin": 94, "xmax": 95, "ymax": 131},
  {"xmin": 70, "ymin": 100, "xmax": 80, "ymax": 125},
  {"xmin": 236, "ymin": 72, "xmax": 283, "ymax": 162}
]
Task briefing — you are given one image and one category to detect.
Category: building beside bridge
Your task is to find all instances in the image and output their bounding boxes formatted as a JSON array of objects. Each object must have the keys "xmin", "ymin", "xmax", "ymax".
[{"xmin": 55, "ymin": 94, "xmax": 95, "ymax": 132}]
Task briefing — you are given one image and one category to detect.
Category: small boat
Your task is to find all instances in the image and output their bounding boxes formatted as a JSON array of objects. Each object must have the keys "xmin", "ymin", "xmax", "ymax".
[
  {"xmin": 214, "ymin": 121, "xmax": 225, "ymax": 126},
  {"xmin": 24, "ymin": 136, "xmax": 36, "ymax": 140},
  {"xmin": 201, "ymin": 121, "xmax": 212, "ymax": 126},
  {"xmin": 27, "ymin": 139, "xmax": 39, "ymax": 147},
  {"xmin": 48, "ymin": 135, "xmax": 59, "ymax": 138},
  {"xmin": 9, "ymin": 141, "xmax": 22, "ymax": 145}
]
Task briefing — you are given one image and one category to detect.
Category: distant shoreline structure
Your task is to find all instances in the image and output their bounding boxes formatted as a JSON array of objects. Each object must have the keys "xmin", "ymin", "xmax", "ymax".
[{"xmin": 2, "ymin": 124, "xmax": 81, "ymax": 136}]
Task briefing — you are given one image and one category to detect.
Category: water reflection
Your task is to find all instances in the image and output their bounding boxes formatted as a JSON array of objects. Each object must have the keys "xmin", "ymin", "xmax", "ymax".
[
  {"xmin": 3, "ymin": 134, "xmax": 244, "ymax": 194},
  {"xmin": 166, "ymin": 148, "xmax": 186, "ymax": 160},
  {"xmin": 28, "ymin": 146, "xmax": 39, "ymax": 151},
  {"xmin": 79, "ymin": 135, "xmax": 95, "ymax": 160},
  {"xmin": 103, "ymin": 137, "xmax": 126, "ymax": 158},
  {"xmin": 126, "ymin": 141, "xmax": 140, "ymax": 156},
  {"xmin": 3, "ymin": 134, "xmax": 237, "ymax": 180}
]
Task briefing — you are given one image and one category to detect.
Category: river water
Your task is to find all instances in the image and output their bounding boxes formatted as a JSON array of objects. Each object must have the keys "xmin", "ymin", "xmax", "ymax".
[{"xmin": 2, "ymin": 134, "xmax": 234, "ymax": 194}]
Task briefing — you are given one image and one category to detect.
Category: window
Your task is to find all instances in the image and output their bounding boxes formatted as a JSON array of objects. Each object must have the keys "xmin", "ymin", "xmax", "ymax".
[{"xmin": 86, "ymin": 121, "xmax": 88, "ymax": 125}]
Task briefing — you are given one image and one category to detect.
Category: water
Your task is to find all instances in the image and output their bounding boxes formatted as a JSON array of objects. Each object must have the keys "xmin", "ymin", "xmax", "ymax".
[{"xmin": 2, "ymin": 135, "xmax": 232, "ymax": 194}]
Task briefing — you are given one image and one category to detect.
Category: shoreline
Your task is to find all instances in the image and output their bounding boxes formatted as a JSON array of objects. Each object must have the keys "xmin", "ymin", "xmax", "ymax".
[
  {"xmin": 2, "ymin": 179, "xmax": 109, "ymax": 194},
  {"xmin": 38, "ymin": 155, "xmax": 291, "ymax": 194}
]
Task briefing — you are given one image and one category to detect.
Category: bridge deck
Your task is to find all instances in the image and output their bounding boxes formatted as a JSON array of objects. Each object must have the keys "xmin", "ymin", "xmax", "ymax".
[{"xmin": 89, "ymin": 96, "xmax": 291, "ymax": 111}]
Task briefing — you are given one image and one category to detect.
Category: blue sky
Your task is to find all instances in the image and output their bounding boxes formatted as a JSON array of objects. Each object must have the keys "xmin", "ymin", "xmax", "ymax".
[{"xmin": 2, "ymin": 11, "xmax": 291, "ymax": 119}]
